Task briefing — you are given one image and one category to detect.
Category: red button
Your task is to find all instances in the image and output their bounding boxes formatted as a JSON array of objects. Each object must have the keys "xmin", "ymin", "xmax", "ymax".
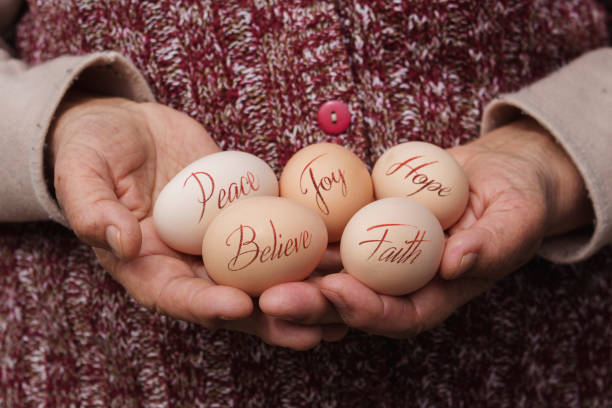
[{"xmin": 317, "ymin": 100, "xmax": 350, "ymax": 135}]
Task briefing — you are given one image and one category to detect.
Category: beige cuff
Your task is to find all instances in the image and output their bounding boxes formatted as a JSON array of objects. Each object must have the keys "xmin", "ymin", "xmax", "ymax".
[
  {"xmin": 0, "ymin": 51, "xmax": 155, "ymax": 225},
  {"xmin": 481, "ymin": 47, "xmax": 612, "ymax": 263}
]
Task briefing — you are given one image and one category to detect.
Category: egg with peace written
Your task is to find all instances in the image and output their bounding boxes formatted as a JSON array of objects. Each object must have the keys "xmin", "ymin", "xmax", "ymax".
[
  {"xmin": 153, "ymin": 151, "xmax": 279, "ymax": 255},
  {"xmin": 202, "ymin": 196, "xmax": 328, "ymax": 296},
  {"xmin": 371, "ymin": 141, "xmax": 469, "ymax": 229},
  {"xmin": 340, "ymin": 197, "xmax": 444, "ymax": 296},
  {"xmin": 279, "ymin": 142, "xmax": 374, "ymax": 242}
]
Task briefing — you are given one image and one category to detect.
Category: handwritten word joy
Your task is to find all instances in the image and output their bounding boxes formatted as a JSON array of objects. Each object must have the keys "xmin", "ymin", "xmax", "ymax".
[
  {"xmin": 299, "ymin": 153, "xmax": 347, "ymax": 215},
  {"xmin": 184, "ymin": 171, "xmax": 261, "ymax": 222},
  {"xmin": 385, "ymin": 156, "xmax": 452, "ymax": 197},
  {"xmin": 225, "ymin": 220, "xmax": 313, "ymax": 271},
  {"xmin": 358, "ymin": 223, "xmax": 429, "ymax": 264}
]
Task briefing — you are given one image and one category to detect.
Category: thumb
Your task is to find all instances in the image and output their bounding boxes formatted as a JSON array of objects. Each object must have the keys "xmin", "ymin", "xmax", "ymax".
[
  {"xmin": 439, "ymin": 201, "xmax": 544, "ymax": 280},
  {"xmin": 54, "ymin": 144, "xmax": 142, "ymax": 260}
]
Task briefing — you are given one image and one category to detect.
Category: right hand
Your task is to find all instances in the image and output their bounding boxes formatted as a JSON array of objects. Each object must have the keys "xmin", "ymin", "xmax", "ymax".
[{"xmin": 49, "ymin": 91, "xmax": 347, "ymax": 350}]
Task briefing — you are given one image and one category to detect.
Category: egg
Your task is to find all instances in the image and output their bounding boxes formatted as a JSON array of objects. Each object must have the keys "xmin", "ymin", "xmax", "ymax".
[
  {"xmin": 279, "ymin": 143, "xmax": 374, "ymax": 242},
  {"xmin": 202, "ymin": 196, "xmax": 328, "ymax": 296},
  {"xmin": 371, "ymin": 141, "xmax": 469, "ymax": 229},
  {"xmin": 153, "ymin": 151, "xmax": 279, "ymax": 255},
  {"xmin": 340, "ymin": 197, "xmax": 444, "ymax": 296}
]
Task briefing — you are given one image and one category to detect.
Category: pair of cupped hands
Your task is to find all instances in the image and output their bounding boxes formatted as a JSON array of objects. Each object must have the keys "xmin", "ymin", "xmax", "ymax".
[{"xmin": 49, "ymin": 91, "xmax": 592, "ymax": 350}]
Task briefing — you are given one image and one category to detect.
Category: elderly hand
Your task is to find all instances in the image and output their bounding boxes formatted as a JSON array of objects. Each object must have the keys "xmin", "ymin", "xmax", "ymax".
[
  {"xmin": 50, "ymin": 91, "xmax": 346, "ymax": 350},
  {"xmin": 293, "ymin": 117, "xmax": 593, "ymax": 338}
]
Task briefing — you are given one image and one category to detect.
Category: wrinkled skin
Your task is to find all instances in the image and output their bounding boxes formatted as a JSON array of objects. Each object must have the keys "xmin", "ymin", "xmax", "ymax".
[
  {"xmin": 50, "ymin": 93, "xmax": 346, "ymax": 350},
  {"xmin": 294, "ymin": 117, "xmax": 592, "ymax": 338},
  {"xmin": 51, "ymin": 93, "xmax": 592, "ymax": 347}
]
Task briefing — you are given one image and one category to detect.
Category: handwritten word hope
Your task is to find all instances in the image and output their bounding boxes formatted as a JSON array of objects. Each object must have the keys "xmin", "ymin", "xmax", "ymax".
[
  {"xmin": 358, "ymin": 223, "xmax": 429, "ymax": 264},
  {"xmin": 299, "ymin": 153, "xmax": 347, "ymax": 215},
  {"xmin": 385, "ymin": 156, "xmax": 452, "ymax": 197},
  {"xmin": 225, "ymin": 220, "xmax": 313, "ymax": 271},
  {"xmin": 184, "ymin": 171, "xmax": 261, "ymax": 222}
]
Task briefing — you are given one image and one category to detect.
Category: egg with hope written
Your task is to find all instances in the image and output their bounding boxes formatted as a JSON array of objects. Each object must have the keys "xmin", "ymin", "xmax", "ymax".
[
  {"xmin": 202, "ymin": 196, "xmax": 328, "ymax": 296},
  {"xmin": 340, "ymin": 197, "xmax": 444, "ymax": 296},
  {"xmin": 153, "ymin": 151, "xmax": 279, "ymax": 255},
  {"xmin": 371, "ymin": 141, "xmax": 469, "ymax": 230},
  {"xmin": 279, "ymin": 142, "xmax": 374, "ymax": 242}
]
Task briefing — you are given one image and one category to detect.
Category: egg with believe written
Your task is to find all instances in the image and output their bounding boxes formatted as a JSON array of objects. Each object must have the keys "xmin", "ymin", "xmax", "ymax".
[
  {"xmin": 371, "ymin": 141, "xmax": 469, "ymax": 229},
  {"xmin": 202, "ymin": 196, "xmax": 328, "ymax": 296},
  {"xmin": 279, "ymin": 143, "xmax": 373, "ymax": 242},
  {"xmin": 153, "ymin": 151, "xmax": 279, "ymax": 255},
  {"xmin": 340, "ymin": 198, "xmax": 444, "ymax": 296}
]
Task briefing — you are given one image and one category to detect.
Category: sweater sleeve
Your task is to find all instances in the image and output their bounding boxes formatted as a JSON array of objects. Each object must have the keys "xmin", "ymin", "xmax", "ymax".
[
  {"xmin": 0, "ymin": 44, "xmax": 155, "ymax": 225},
  {"xmin": 481, "ymin": 47, "xmax": 612, "ymax": 264}
]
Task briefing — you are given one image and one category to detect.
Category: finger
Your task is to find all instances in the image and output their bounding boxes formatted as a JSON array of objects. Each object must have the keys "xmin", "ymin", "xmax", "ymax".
[
  {"xmin": 438, "ymin": 226, "xmax": 481, "ymax": 280},
  {"xmin": 440, "ymin": 200, "xmax": 545, "ymax": 280},
  {"xmin": 317, "ymin": 243, "xmax": 342, "ymax": 270},
  {"xmin": 447, "ymin": 193, "xmax": 481, "ymax": 234},
  {"xmin": 56, "ymin": 145, "xmax": 141, "ymax": 259},
  {"xmin": 224, "ymin": 311, "xmax": 325, "ymax": 351},
  {"xmin": 97, "ymin": 250, "xmax": 254, "ymax": 324},
  {"xmin": 259, "ymin": 280, "xmax": 342, "ymax": 325},
  {"xmin": 320, "ymin": 273, "xmax": 491, "ymax": 338},
  {"xmin": 322, "ymin": 324, "xmax": 349, "ymax": 342}
]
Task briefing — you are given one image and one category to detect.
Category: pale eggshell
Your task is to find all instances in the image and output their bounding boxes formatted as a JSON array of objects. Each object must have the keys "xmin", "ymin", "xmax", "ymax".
[
  {"xmin": 153, "ymin": 151, "xmax": 279, "ymax": 255},
  {"xmin": 202, "ymin": 196, "xmax": 328, "ymax": 296},
  {"xmin": 371, "ymin": 141, "xmax": 469, "ymax": 229},
  {"xmin": 340, "ymin": 197, "xmax": 444, "ymax": 296},
  {"xmin": 279, "ymin": 143, "xmax": 374, "ymax": 242}
]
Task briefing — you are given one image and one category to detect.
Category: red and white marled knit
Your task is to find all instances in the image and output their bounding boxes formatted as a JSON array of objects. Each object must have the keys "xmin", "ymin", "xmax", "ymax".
[
  {"xmin": 16, "ymin": 0, "xmax": 609, "ymax": 168},
  {"xmin": 2, "ymin": 1, "xmax": 610, "ymax": 406}
]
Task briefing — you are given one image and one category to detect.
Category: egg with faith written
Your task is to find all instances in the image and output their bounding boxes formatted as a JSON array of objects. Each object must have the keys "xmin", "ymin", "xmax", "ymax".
[
  {"xmin": 371, "ymin": 141, "xmax": 469, "ymax": 229},
  {"xmin": 340, "ymin": 198, "xmax": 444, "ymax": 296},
  {"xmin": 202, "ymin": 197, "xmax": 328, "ymax": 296},
  {"xmin": 153, "ymin": 151, "xmax": 279, "ymax": 255},
  {"xmin": 279, "ymin": 143, "xmax": 374, "ymax": 242}
]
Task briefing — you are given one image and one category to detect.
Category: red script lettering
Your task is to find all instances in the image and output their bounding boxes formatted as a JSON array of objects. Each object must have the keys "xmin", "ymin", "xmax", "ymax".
[
  {"xmin": 385, "ymin": 156, "xmax": 452, "ymax": 197},
  {"xmin": 299, "ymin": 153, "xmax": 347, "ymax": 215},
  {"xmin": 225, "ymin": 220, "xmax": 313, "ymax": 271},
  {"xmin": 358, "ymin": 223, "xmax": 430, "ymax": 264},
  {"xmin": 184, "ymin": 170, "xmax": 261, "ymax": 222}
]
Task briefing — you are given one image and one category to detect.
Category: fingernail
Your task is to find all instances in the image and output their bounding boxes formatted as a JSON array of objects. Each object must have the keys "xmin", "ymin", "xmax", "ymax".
[
  {"xmin": 455, "ymin": 253, "xmax": 477, "ymax": 277},
  {"xmin": 105, "ymin": 225, "xmax": 122, "ymax": 258}
]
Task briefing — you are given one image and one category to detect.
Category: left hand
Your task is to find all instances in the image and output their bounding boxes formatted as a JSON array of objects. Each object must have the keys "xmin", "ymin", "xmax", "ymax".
[{"xmin": 264, "ymin": 118, "xmax": 593, "ymax": 338}]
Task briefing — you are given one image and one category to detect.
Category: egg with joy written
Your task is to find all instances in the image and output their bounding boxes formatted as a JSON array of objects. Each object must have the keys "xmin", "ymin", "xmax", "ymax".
[
  {"xmin": 202, "ymin": 196, "xmax": 328, "ymax": 296},
  {"xmin": 279, "ymin": 143, "xmax": 374, "ymax": 242},
  {"xmin": 153, "ymin": 151, "xmax": 279, "ymax": 255},
  {"xmin": 371, "ymin": 141, "xmax": 469, "ymax": 230},
  {"xmin": 340, "ymin": 197, "xmax": 444, "ymax": 296}
]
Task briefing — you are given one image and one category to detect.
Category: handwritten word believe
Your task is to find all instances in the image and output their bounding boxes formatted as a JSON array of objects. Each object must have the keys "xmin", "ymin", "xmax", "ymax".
[
  {"xmin": 358, "ymin": 224, "xmax": 429, "ymax": 264},
  {"xmin": 299, "ymin": 153, "xmax": 347, "ymax": 215},
  {"xmin": 225, "ymin": 220, "xmax": 313, "ymax": 271},
  {"xmin": 184, "ymin": 171, "xmax": 260, "ymax": 222},
  {"xmin": 385, "ymin": 156, "xmax": 451, "ymax": 197}
]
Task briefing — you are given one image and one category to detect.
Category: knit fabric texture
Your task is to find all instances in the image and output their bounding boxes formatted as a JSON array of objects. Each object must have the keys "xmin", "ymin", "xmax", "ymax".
[{"xmin": 3, "ymin": 0, "xmax": 611, "ymax": 406}]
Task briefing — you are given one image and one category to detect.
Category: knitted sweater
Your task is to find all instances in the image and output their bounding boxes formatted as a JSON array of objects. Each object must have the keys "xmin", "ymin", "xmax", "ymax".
[{"xmin": 1, "ymin": 1, "xmax": 611, "ymax": 406}]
